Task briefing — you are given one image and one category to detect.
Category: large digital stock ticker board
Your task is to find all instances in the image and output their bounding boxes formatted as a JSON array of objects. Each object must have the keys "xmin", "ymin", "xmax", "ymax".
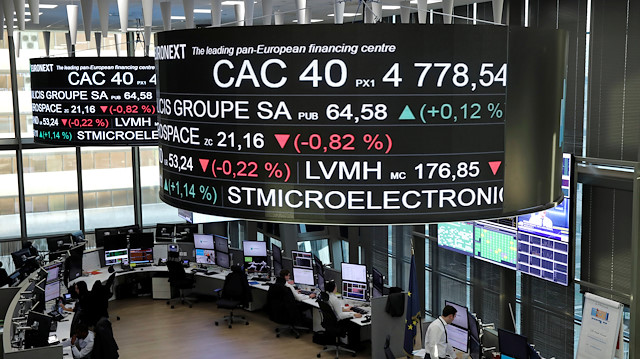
[
  {"xmin": 30, "ymin": 57, "xmax": 157, "ymax": 146},
  {"xmin": 155, "ymin": 24, "xmax": 568, "ymax": 225}
]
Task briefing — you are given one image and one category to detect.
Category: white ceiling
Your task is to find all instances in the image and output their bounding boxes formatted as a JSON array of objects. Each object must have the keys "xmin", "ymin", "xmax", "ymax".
[{"xmin": 3, "ymin": 0, "xmax": 494, "ymax": 33}]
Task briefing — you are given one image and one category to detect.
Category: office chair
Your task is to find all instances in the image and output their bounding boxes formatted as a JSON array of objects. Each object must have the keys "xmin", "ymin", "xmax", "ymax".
[
  {"xmin": 103, "ymin": 272, "xmax": 120, "ymax": 320},
  {"xmin": 92, "ymin": 317, "xmax": 119, "ymax": 359},
  {"xmin": 166, "ymin": 260, "xmax": 196, "ymax": 309},
  {"xmin": 384, "ymin": 334, "xmax": 395, "ymax": 359},
  {"xmin": 316, "ymin": 292, "xmax": 356, "ymax": 358},
  {"xmin": 266, "ymin": 279, "xmax": 309, "ymax": 338},
  {"xmin": 214, "ymin": 265, "xmax": 252, "ymax": 328}
]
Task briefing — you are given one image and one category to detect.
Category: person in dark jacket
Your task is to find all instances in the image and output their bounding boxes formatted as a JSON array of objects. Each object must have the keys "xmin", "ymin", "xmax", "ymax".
[{"xmin": 92, "ymin": 317, "xmax": 119, "ymax": 359}]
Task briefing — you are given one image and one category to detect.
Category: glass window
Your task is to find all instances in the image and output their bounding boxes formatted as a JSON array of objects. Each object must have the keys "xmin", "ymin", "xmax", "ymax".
[
  {"xmin": 0, "ymin": 151, "xmax": 19, "ymax": 238},
  {"xmin": 297, "ymin": 239, "xmax": 330, "ymax": 265},
  {"xmin": 82, "ymin": 147, "xmax": 134, "ymax": 230},
  {"xmin": 22, "ymin": 148, "xmax": 80, "ymax": 236},
  {"xmin": 140, "ymin": 147, "xmax": 181, "ymax": 225}
]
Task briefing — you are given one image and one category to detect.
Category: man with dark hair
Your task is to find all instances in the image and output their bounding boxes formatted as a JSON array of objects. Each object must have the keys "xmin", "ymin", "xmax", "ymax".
[
  {"xmin": 71, "ymin": 323, "xmax": 95, "ymax": 358},
  {"xmin": 279, "ymin": 269, "xmax": 316, "ymax": 300},
  {"xmin": 424, "ymin": 305, "xmax": 457, "ymax": 359},
  {"xmin": 321, "ymin": 280, "xmax": 362, "ymax": 351}
]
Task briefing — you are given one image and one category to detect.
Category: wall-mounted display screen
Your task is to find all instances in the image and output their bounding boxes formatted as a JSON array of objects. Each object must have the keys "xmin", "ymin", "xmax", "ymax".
[
  {"xmin": 473, "ymin": 221, "xmax": 517, "ymax": 269},
  {"xmin": 155, "ymin": 24, "xmax": 567, "ymax": 225},
  {"xmin": 438, "ymin": 222, "xmax": 474, "ymax": 255},
  {"xmin": 30, "ymin": 57, "xmax": 157, "ymax": 146}
]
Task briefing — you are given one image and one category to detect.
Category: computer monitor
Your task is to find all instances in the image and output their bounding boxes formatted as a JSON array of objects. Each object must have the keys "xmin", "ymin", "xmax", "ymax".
[
  {"xmin": 103, "ymin": 233, "xmax": 128, "ymax": 251},
  {"xmin": 243, "ymin": 241, "xmax": 267, "ymax": 257},
  {"xmin": 105, "ymin": 249, "xmax": 128, "ymax": 266},
  {"xmin": 372, "ymin": 267, "xmax": 384, "ymax": 298},
  {"xmin": 468, "ymin": 311, "xmax": 481, "ymax": 356},
  {"xmin": 342, "ymin": 280, "xmax": 367, "ymax": 301},
  {"xmin": 8, "ymin": 269, "xmax": 22, "ymax": 286},
  {"xmin": 65, "ymin": 245, "xmax": 84, "ymax": 283},
  {"xmin": 129, "ymin": 232, "xmax": 154, "ymax": 250},
  {"xmin": 44, "ymin": 263, "xmax": 61, "ymax": 283},
  {"xmin": 272, "ymin": 243, "xmax": 282, "ymax": 264},
  {"xmin": 116, "ymin": 224, "xmax": 140, "ymax": 234},
  {"xmin": 24, "ymin": 311, "xmax": 53, "ymax": 349},
  {"xmin": 498, "ymin": 329, "xmax": 529, "ymax": 359},
  {"xmin": 216, "ymin": 251, "xmax": 230, "ymax": 269},
  {"xmin": 176, "ymin": 223, "xmax": 198, "ymax": 235},
  {"xmin": 445, "ymin": 300, "xmax": 469, "ymax": 330},
  {"xmin": 293, "ymin": 267, "xmax": 315, "ymax": 286},
  {"xmin": 446, "ymin": 324, "xmax": 469, "ymax": 353},
  {"xmin": 317, "ymin": 270, "xmax": 325, "ymax": 292},
  {"xmin": 292, "ymin": 251, "xmax": 313, "ymax": 269},
  {"xmin": 341, "ymin": 262, "xmax": 367, "ymax": 283},
  {"xmin": 32, "ymin": 278, "xmax": 46, "ymax": 313},
  {"xmin": 46, "ymin": 234, "xmax": 72, "ymax": 252},
  {"xmin": 313, "ymin": 255, "xmax": 324, "ymax": 274},
  {"xmin": 196, "ymin": 249, "xmax": 216, "ymax": 265},
  {"xmin": 194, "ymin": 234, "xmax": 215, "ymax": 250},
  {"xmin": 44, "ymin": 281, "xmax": 60, "ymax": 302},
  {"xmin": 129, "ymin": 248, "xmax": 153, "ymax": 265},
  {"xmin": 94, "ymin": 227, "xmax": 116, "ymax": 248},
  {"xmin": 11, "ymin": 248, "xmax": 32, "ymax": 269},
  {"xmin": 156, "ymin": 223, "xmax": 175, "ymax": 239},
  {"xmin": 215, "ymin": 235, "xmax": 229, "ymax": 253}
]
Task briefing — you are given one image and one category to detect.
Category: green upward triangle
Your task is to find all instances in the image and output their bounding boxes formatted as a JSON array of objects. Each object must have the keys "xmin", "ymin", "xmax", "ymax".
[
  {"xmin": 399, "ymin": 105, "xmax": 416, "ymax": 120},
  {"xmin": 164, "ymin": 179, "xmax": 169, "ymax": 191}
]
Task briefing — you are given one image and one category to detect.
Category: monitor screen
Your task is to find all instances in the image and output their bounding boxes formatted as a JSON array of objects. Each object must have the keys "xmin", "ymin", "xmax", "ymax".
[
  {"xmin": 24, "ymin": 311, "xmax": 53, "ymax": 349},
  {"xmin": 156, "ymin": 223, "xmax": 175, "ymax": 238},
  {"xmin": 44, "ymin": 263, "xmax": 61, "ymax": 283},
  {"xmin": 438, "ymin": 222, "xmax": 475, "ymax": 256},
  {"xmin": 372, "ymin": 267, "xmax": 384, "ymax": 298},
  {"xmin": 293, "ymin": 267, "xmax": 315, "ymax": 286},
  {"xmin": 129, "ymin": 248, "xmax": 153, "ymax": 264},
  {"xmin": 272, "ymin": 243, "xmax": 282, "ymax": 264},
  {"xmin": 446, "ymin": 324, "xmax": 469, "ymax": 353},
  {"xmin": 292, "ymin": 251, "xmax": 313, "ymax": 269},
  {"xmin": 273, "ymin": 259, "xmax": 283, "ymax": 277},
  {"xmin": 445, "ymin": 300, "xmax": 469, "ymax": 330},
  {"xmin": 194, "ymin": 234, "xmax": 215, "ymax": 250},
  {"xmin": 468, "ymin": 311, "xmax": 480, "ymax": 344},
  {"xmin": 244, "ymin": 256, "xmax": 269, "ymax": 273},
  {"xmin": 498, "ymin": 329, "xmax": 529, "ymax": 359},
  {"xmin": 341, "ymin": 262, "xmax": 367, "ymax": 283},
  {"xmin": 216, "ymin": 251, "xmax": 230, "ymax": 268},
  {"xmin": 103, "ymin": 233, "xmax": 129, "ymax": 251},
  {"xmin": 94, "ymin": 227, "xmax": 115, "ymax": 248},
  {"xmin": 215, "ymin": 235, "xmax": 229, "ymax": 253},
  {"xmin": 44, "ymin": 281, "xmax": 60, "ymax": 302},
  {"xmin": 46, "ymin": 234, "xmax": 71, "ymax": 252},
  {"xmin": 176, "ymin": 223, "xmax": 198, "ymax": 235},
  {"xmin": 196, "ymin": 249, "xmax": 216, "ymax": 265},
  {"xmin": 516, "ymin": 232, "xmax": 569, "ymax": 286},
  {"xmin": 116, "ymin": 224, "xmax": 140, "ymax": 234},
  {"xmin": 243, "ymin": 241, "xmax": 267, "ymax": 256},
  {"xmin": 105, "ymin": 249, "xmax": 128, "ymax": 266},
  {"xmin": 474, "ymin": 222, "xmax": 518, "ymax": 269},
  {"xmin": 342, "ymin": 280, "xmax": 367, "ymax": 301},
  {"xmin": 501, "ymin": 355, "xmax": 516, "ymax": 359},
  {"xmin": 313, "ymin": 255, "xmax": 324, "ymax": 274},
  {"xmin": 129, "ymin": 232, "xmax": 154, "ymax": 250},
  {"xmin": 67, "ymin": 254, "xmax": 83, "ymax": 281},
  {"xmin": 11, "ymin": 248, "xmax": 31, "ymax": 269}
]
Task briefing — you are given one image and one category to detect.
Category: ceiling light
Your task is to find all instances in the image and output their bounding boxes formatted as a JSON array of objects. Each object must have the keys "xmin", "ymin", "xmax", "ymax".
[
  {"xmin": 221, "ymin": 1, "xmax": 244, "ymax": 5},
  {"xmin": 194, "ymin": 9, "xmax": 211, "ymax": 13},
  {"xmin": 382, "ymin": 5, "xmax": 401, "ymax": 10},
  {"xmin": 170, "ymin": 16, "xmax": 186, "ymax": 20},
  {"xmin": 292, "ymin": 19, "xmax": 324, "ymax": 23},
  {"xmin": 126, "ymin": 27, "xmax": 143, "ymax": 31},
  {"xmin": 328, "ymin": 12, "xmax": 361, "ymax": 17},
  {"xmin": 25, "ymin": 12, "xmax": 44, "ymax": 16},
  {"xmin": 410, "ymin": 0, "xmax": 443, "ymax": 3},
  {"xmin": 27, "ymin": 3, "xmax": 58, "ymax": 9}
]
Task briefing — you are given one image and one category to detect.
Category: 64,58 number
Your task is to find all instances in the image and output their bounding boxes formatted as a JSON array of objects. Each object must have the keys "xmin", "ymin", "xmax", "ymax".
[{"xmin": 326, "ymin": 104, "xmax": 388, "ymax": 121}]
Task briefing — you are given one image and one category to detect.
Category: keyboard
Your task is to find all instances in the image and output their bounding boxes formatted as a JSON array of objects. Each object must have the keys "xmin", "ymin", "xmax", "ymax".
[
  {"xmin": 351, "ymin": 306, "xmax": 368, "ymax": 314},
  {"xmin": 206, "ymin": 269, "xmax": 218, "ymax": 275},
  {"xmin": 192, "ymin": 268, "xmax": 207, "ymax": 273},
  {"xmin": 299, "ymin": 290, "xmax": 314, "ymax": 296}
]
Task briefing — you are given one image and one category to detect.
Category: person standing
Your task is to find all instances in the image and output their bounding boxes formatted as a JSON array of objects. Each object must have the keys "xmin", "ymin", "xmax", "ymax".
[{"xmin": 424, "ymin": 305, "xmax": 457, "ymax": 359}]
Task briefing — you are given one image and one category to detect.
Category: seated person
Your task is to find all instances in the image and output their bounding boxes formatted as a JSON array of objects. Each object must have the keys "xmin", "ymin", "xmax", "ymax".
[
  {"xmin": 424, "ymin": 305, "xmax": 457, "ymax": 359},
  {"xmin": 0, "ymin": 262, "xmax": 9, "ymax": 287},
  {"xmin": 278, "ymin": 269, "xmax": 316, "ymax": 300},
  {"xmin": 322, "ymin": 280, "xmax": 362, "ymax": 351},
  {"xmin": 71, "ymin": 323, "xmax": 95, "ymax": 359}
]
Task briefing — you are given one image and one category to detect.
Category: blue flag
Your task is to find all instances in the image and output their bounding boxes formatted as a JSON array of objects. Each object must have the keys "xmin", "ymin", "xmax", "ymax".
[{"xmin": 403, "ymin": 254, "xmax": 421, "ymax": 356}]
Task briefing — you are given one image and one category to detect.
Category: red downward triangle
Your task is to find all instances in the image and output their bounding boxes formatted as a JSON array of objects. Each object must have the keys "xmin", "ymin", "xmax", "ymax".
[
  {"xmin": 199, "ymin": 158, "xmax": 210, "ymax": 172},
  {"xmin": 100, "ymin": 106, "xmax": 108, "ymax": 113},
  {"xmin": 274, "ymin": 134, "xmax": 290, "ymax": 149},
  {"xmin": 488, "ymin": 161, "xmax": 502, "ymax": 175},
  {"xmin": 61, "ymin": 118, "xmax": 68, "ymax": 126}
]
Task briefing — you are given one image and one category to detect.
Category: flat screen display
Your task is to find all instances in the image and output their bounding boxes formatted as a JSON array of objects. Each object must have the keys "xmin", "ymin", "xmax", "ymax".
[
  {"xmin": 176, "ymin": 223, "xmax": 198, "ymax": 235},
  {"xmin": 103, "ymin": 233, "xmax": 128, "ymax": 251},
  {"xmin": 194, "ymin": 234, "xmax": 215, "ymax": 249},
  {"xmin": 292, "ymin": 251, "xmax": 313, "ymax": 269},
  {"xmin": 473, "ymin": 222, "xmax": 517, "ymax": 269},
  {"xmin": 216, "ymin": 251, "xmax": 230, "ymax": 268},
  {"xmin": 129, "ymin": 248, "xmax": 153, "ymax": 264},
  {"xmin": 215, "ymin": 235, "xmax": 229, "ymax": 253},
  {"xmin": 438, "ymin": 222, "xmax": 474, "ymax": 255},
  {"xmin": 293, "ymin": 267, "xmax": 315, "ymax": 286},
  {"xmin": 516, "ymin": 232, "xmax": 569, "ymax": 285},
  {"xmin": 129, "ymin": 232, "xmax": 154, "ymax": 250},
  {"xmin": 498, "ymin": 329, "xmax": 529, "ymax": 359},
  {"xmin": 30, "ymin": 57, "xmax": 158, "ymax": 146},
  {"xmin": 272, "ymin": 243, "xmax": 282, "ymax": 264},
  {"xmin": 44, "ymin": 281, "xmax": 60, "ymax": 302},
  {"xmin": 372, "ymin": 267, "xmax": 384, "ymax": 298},
  {"xmin": 44, "ymin": 263, "xmax": 61, "ymax": 283},
  {"xmin": 156, "ymin": 223, "xmax": 175, "ymax": 238},
  {"xmin": 341, "ymin": 262, "xmax": 367, "ymax": 283},
  {"xmin": 342, "ymin": 280, "xmax": 367, "ymax": 301},
  {"xmin": 444, "ymin": 300, "xmax": 469, "ymax": 330},
  {"xmin": 105, "ymin": 249, "xmax": 128, "ymax": 266},
  {"xmin": 196, "ymin": 249, "xmax": 216, "ymax": 265},
  {"xmin": 446, "ymin": 324, "xmax": 469, "ymax": 353},
  {"xmin": 243, "ymin": 241, "xmax": 267, "ymax": 256}
]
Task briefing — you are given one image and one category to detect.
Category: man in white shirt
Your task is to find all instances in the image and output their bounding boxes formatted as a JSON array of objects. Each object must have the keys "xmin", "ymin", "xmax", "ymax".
[
  {"xmin": 71, "ymin": 323, "xmax": 94, "ymax": 359},
  {"xmin": 279, "ymin": 269, "xmax": 316, "ymax": 301},
  {"xmin": 425, "ymin": 305, "xmax": 457, "ymax": 359},
  {"xmin": 321, "ymin": 280, "xmax": 363, "ymax": 351}
]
